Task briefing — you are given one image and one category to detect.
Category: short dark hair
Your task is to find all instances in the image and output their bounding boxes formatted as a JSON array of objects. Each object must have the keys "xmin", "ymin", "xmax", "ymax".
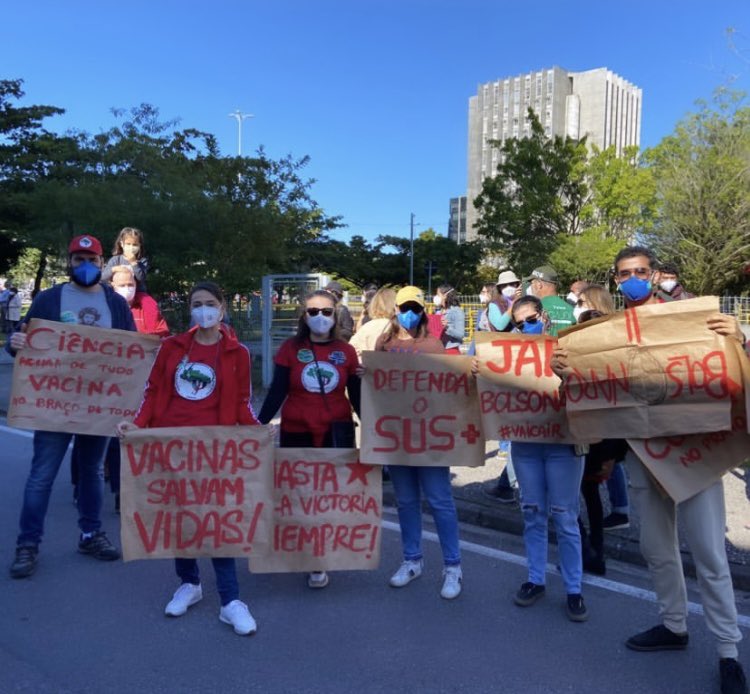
[
  {"xmin": 614, "ymin": 246, "xmax": 658, "ymax": 271},
  {"xmin": 659, "ymin": 261, "xmax": 680, "ymax": 276},
  {"xmin": 189, "ymin": 281, "xmax": 225, "ymax": 306},
  {"xmin": 511, "ymin": 295, "xmax": 543, "ymax": 320}
]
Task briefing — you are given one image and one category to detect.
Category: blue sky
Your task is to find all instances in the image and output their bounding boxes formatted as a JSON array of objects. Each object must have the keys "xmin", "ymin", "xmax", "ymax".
[{"xmin": 2, "ymin": 1, "xmax": 748, "ymax": 244}]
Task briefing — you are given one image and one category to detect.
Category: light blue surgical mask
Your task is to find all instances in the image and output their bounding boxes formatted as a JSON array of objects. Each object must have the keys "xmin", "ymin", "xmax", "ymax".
[
  {"xmin": 397, "ymin": 310, "xmax": 421, "ymax": 330},
  {"xmin": 618, "ymin": 276, "xmax": 652, "ymax": 303}
]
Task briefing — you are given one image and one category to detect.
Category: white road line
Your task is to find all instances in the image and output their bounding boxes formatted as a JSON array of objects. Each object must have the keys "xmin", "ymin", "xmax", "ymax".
[
  {"xmin": 381, "ymin": 519, "xmax": 750, "ymax": 629},
  {"xmin": 0, "ymin": 424, "xmax": 34, "ymax": 439}
]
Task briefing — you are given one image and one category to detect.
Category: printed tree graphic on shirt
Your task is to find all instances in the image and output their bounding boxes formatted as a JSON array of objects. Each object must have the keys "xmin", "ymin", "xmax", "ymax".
[
  {"xmin": 310, "ymin": 365, "xmax": 335, "ymax": 388},
  {"xmin": 180, "ymin": 366, "xmax": 212, "ymax": 395}
]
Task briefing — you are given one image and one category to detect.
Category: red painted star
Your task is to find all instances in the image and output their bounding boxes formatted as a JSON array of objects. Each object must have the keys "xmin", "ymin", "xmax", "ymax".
[
  {"xmin": 345, "ymin": 462, "xmax": 375, "ymax": 486},
  {"xmin": 460, "ymin": 423, "xmax": 481, "ymax": 445}
]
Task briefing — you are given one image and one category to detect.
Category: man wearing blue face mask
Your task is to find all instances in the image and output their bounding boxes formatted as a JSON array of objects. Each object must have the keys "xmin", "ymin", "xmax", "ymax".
[
  {"xmin": 611, "ymin": 246, "xmax": 748, "ymax": 694},
  {"xmin": 6, "ymin": 235, "xmax": 136, "ymax": 579}
]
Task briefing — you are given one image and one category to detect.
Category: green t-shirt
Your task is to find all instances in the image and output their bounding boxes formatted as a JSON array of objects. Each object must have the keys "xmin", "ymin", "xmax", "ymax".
[{"xmin": 541, "ymin": 296, "xmax": 575, "ymax": 337}]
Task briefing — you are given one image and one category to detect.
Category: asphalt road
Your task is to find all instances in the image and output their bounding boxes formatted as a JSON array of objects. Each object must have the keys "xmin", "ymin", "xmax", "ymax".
[{"xmin": 1, "ymin": 421, "xmax": 749, "ymax": 694}]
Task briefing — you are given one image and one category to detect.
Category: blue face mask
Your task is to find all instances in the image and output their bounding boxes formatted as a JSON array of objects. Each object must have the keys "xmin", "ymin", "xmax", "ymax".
[
  {"xmin": 70, "ymin": 261, "xmax": 102, "ymax": 287},
  {"xmin": 521, "ymin": 319, "xmax": 544, "ymax": 335},
  {"xmin": 397, "ymin": 310, "xmax": 421, "ymax": 330},
  {"xmin": 618, "ymin": 276, "xmax": 652, "ymax": 302}
]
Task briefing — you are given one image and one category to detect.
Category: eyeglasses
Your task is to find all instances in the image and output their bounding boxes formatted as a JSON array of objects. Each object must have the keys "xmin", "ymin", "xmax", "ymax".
[
  {"xmin": 306, "ymin": 307, "xmax": 334, "ymax": 317},
  {"xmin": 398, "ymin": 304, "xmax": 424, "ymax": 314},
  {"xmin": 616, "ymin": 267, "xmax": 652, "ymax": 281}
]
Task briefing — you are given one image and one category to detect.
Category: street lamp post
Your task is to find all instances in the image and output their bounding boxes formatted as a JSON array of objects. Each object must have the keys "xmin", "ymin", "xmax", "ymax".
[
  {"xmin": 409, "ymin": 212, "xmax": 415, "ymax": 285},
  {"xmin": 228, "ymin": 109, "xmax": 254, "ymax": 156}
]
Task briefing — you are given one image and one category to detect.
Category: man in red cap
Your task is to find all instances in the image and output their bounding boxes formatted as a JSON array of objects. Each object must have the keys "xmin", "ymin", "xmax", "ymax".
[{"xmin": 6, "ymin": 235, "xmax": 136, "ymax": 578}]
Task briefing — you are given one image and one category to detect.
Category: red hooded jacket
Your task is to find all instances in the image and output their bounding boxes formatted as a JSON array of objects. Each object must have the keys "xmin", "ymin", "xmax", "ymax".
[{"xmin": 134, "ymin": 324, "xmax": 259, "ymax": 427}]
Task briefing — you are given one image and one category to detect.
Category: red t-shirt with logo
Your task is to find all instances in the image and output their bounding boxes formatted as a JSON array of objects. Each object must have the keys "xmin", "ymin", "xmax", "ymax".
[
  {"xmin": 155, "ymin": 341, "xmax": 222, "ymax": 427},
  {"xmin": 275, "ymin": 338, "xmax": 358, "ymax": 439}
]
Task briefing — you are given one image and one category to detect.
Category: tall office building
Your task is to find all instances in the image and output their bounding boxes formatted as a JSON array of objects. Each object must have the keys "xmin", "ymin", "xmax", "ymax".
[
  {"xmin": 448, "ymin": 196, "xmax": 468, "ymax": 244},
  {"xmin": 462, "ymin": 66, "xmax": 642, "ymax": 242}
]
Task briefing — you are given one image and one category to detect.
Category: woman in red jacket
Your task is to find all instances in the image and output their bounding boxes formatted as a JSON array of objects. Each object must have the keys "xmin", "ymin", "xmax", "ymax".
[{"xmin": 118, "ymin": 281, "xmax": 261, "ymax": 636}]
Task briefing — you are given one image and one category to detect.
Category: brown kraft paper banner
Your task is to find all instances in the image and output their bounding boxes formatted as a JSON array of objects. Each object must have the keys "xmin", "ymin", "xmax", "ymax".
[
  {"xmin": 628, "ymin": 340, "xmax": 750, "ymax": 503},
  {"xmin": 249, "ymin": 448, "xmax": 382, "ymax": 573},
  {"xmin": 558, "ymin": 297, "xmax": 738, "ymax": 439},
  {"xmin": 119, "ymin": 425, "xmax": 274, "ymax": 561},
  {"xmin": 475, "ymin": 332, "xmax": 585, "ymax": 444},
  {"xmin": 8, "ymin": 319, "xmax": 160, "ymax": 436},
  {"xmin": 359, "ymin": 351, "xmax": 485, "ymax": 467}
]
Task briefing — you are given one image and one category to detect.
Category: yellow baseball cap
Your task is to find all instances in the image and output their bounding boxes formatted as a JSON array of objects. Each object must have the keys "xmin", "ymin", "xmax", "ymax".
[{"xmin": 395, "ymin": 286, "xmax": 425, "ymax": 308}]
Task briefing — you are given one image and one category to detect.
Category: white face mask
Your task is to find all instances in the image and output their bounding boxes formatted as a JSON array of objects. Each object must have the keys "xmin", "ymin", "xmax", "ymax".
[
  {"xmin": 307, "ymin": 314, "xmax": 335, "ymax": 335},
  {"xmin": 525, "ymin": 285, "xmax": 534, "ymax": 296},
  {"xmin": 191, "ymin": 305, "xmax": 221, "ymax": 329},
  {"xmin": 123, "ymin": 243, "xmax": 140, "ymax": 256},
  {"xmin": 115, "ymin": 285, "xmax": 136, "ymax": 304},
  {"xmin": 479, "ymin": 292, "xmax": 490, "ymax": 304},
  {"xmin": 433, "ymin": 294, "xmax": 442, "ymax": 307},
  {"xmin": 660, "ymin": 279, "xmax": 677, "ymax": 293},
  {"xmin": 573, "ymin": 305, "xmax": 586, "ymax": 321},
  {"xmin": 566, "ymin": 291, "xmax": 579, "ymax": 305},
  {"xmin": 501, "ymin": 286, "xmax": 516, "ymax": 299}
]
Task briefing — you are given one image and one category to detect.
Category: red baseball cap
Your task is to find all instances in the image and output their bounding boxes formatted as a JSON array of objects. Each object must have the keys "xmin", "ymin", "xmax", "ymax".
[{"xmin": 68, "ymin": 235, "xmax": 103, "ymax": 256}]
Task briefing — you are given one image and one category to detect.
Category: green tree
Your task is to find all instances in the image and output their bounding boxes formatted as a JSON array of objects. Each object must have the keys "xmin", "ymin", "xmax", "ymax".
[
  {"xmin": 473, "ymin": 109, "xmax": 589, "ymax": 274},
  {"xmin": 643, "ymin": 90, "xmax": 750, "ymax": 295}
]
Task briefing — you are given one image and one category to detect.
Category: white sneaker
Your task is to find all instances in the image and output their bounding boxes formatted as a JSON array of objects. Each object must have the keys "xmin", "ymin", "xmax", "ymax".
[
  {"xmin": 307, "ymin": 571, "xmax": 329, "ymax": 589},
  {"xmin": 164, "ymin": 583, "xmax": 203, "ymax": 617},
  {"xmin": 389, "ymin": 559, "xmax": 423, "ymax": 588},
  {"xmin": 219, "ymin": 599, "xmax": 257, "ymax": 635},
  {"xmin": 440, "ymin": 566, "xmax": 463, "ymax": 600}
]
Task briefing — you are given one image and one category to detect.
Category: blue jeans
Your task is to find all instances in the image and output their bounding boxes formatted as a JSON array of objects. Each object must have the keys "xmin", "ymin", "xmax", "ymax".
[
  {"xmin": 606, "ymin": 462, "xmax": 630, "ymax": 514},
  {"xmin": 175, "ymin": 558, "xmax": 239, "ymax": 606},
  {"xmin": 511, "ymin": 443, "xmax": 584, "ymax": 594},
  {"xmin": 18, "ymin": 431, "xmax": 108, "ymax": 546},
  {"xmin": 388, "ymin": 465, "xmax": 461, "ymax": 566}
]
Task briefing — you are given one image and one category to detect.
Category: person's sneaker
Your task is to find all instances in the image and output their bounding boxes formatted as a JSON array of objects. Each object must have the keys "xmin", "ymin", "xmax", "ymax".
[
  {"xmin": 720, "ymin": 658, "xmax": 748, "ymax": 694},
  {"xmin": 307, "ymin": 571, "xmax": 329, "ymax": 589},
  {"xmin": 165, "ymin": 583, "xmax": 203, "ymax": 616},
  {"xmin": 566, "ymin": 593, "xmax": 589, "ymax": 622},
  {"xmin": 389, "ymin": 559, "xmax": 423, "ymax": 587},
  {"xmin": 513, "ymin": 581, "xmax": 545, "ymax": 607},
  {"xmin": 626, "ymin": 624, "xmax": 689, "ymax": 651},
  {"xmin": 78, "ymin": 531, "xmax": 120, "ymax": 561},
  {"xmin": 440, "ymin": 566, "xmax": 463, "ymax": 599},
  {"xmin": 10, "ymin": 545, "xmax": 38, "ymax": 579},
  {"xmin": 603, "ymin": 512, "xmax": 630, "ymax": 531},
  {"xmin": 219, "ymin": 599, "xmax": 257, "ymax": 635}
]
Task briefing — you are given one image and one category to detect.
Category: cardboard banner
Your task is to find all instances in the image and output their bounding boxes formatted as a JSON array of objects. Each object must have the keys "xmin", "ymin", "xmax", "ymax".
[
  {"xmin": 558, "ymin": 297, "xmax": 739, "ymax": 439},
  {"xmin": 119, "ymin": 426, "xmax": 274, "ymax": 561},
  {"xmin": 249, "ymin": 448, "xmax": 381, "ymax": 573},
  {"xmin": 475, "ymin": 332, "xmax": 582, "ymax": 444},
  {"xmin": 628, "ymin": 340, "xmax": 750, "ymax": 502},
  {"xmin": 359, "ymin": 351, "xmax": 485, "ymax": 467},
  {"xmin": 8, "ymin": 319, "xmax": 161, "ymax": 436}
]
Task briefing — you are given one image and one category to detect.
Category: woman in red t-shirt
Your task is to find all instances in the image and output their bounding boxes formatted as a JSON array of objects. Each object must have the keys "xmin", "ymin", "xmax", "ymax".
[
  {"xmin": 117, "ymin": 281, "xmax": 261, "ymax": 636},
  {"xmin": 374, "ymin": 286, "xmax": 463, "ymax": 600},
  {"xmin": 258, "ymin": 289, "xmax": 361, "ymax": 589}
]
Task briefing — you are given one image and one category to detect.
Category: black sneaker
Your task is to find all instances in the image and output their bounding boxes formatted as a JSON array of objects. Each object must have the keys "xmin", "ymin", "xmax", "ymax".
[
  {"xmin": 10, "ymin": 545, "xmax": 38, "ymax": 579},
  {"xmin": 513, "ymin": 582, "xmax": 545, "ymax": 607},
  {"xmin": 78, "ymin": 531, "xmax": 120, "ymax": 561},
  {"xmin": 720, "ymin": 658, "xmax": 748, "ymax": 694},
  {"xmin": 566, "ymin": 593, "xmax": 589, "ymax": 622},
  {"xmin": 603, "ymin": 512, "xmax": 630, "ymax": 531},
  {"xmin": 626, "ymin": 624, "xmax": 688, "ymax": 651}
]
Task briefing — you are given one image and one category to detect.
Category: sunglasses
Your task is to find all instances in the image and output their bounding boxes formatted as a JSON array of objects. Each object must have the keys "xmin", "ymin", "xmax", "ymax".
[
  {"xmin": 398, "ymin": 303, "xmax": 424, "ymax": 314},
  {"xmin": 499, "ymin": 282, "xmax": 520, "ymax": 289},
  {"xmin": 306, "ymin": 307, "xmax": 334, "ymax": 317},
  {"xmin": 616, "ymin": 267, "xmax": 651, "ymax": 281}
]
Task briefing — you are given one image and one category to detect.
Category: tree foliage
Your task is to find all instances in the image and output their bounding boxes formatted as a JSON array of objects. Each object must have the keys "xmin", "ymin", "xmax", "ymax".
[
  {"xmin": 0, "ymin": 80, "xmax": 340, "ymax": 296},
  {"xmin": 643, "ymin": 90, "xmax": 750, "ymax": 295}
]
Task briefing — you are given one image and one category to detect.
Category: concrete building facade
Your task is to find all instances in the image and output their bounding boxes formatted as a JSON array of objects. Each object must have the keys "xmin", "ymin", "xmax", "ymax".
[{"xmin": 462, "ymin": 66, "xmax": 642, "ymax": 242}]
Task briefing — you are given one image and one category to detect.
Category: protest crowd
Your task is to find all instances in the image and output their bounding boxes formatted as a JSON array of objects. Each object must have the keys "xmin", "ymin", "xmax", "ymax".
[{"xmin": 4, "ymin": 229, "xmax": 749, "ymax": 693}]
